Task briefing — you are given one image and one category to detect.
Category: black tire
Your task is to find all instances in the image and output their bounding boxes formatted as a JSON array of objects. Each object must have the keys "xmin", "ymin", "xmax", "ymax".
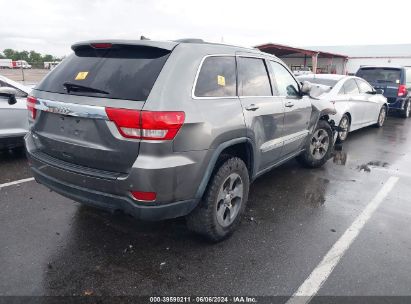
[
  {"xmin": 401, "ymin": 101, "xmax": 410, "ymax": 118},
  {"xmin": 297, "ymin": 120, "xmax": 333, "ymax": 168},
  {"xmin": 186, "ymin": 157, "xmax": 249, "ymax": 242},
  {"xmin": 337, "ymin": 114, "xmax": 350, "ymax": 143},
  {"xmin": 375, "ymin": 106, "xmax": 387, "ymax": 128}
]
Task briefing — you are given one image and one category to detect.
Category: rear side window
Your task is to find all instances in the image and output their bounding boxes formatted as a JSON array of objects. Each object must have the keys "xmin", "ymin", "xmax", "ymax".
[
  {"xmin": 238, "ymin": 57, "xmax": 272, "ymax": 96},
  {"xmin": 36, "ymin": 45, "xmax": 171, "ymax": 101},
  {"xmin": 356, "ymin": 79, "xmax": 373, "ymax": 93},
  {"xmin": 194, "ymin": 56, "xmax": 236, "ymax": 97},
  {"xmin": 343, "ymin": 79, "xmax": 360, "ymax": 94},
  {"xmin": 356, "ymin": 68, "xmax": 401, "ymax": 84}
]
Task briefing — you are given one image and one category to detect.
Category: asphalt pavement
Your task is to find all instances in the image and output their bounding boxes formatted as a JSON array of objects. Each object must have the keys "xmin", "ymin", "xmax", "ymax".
[{"xmin": 1, "ymin": 115, "xmax": 411, "ymax": 301}]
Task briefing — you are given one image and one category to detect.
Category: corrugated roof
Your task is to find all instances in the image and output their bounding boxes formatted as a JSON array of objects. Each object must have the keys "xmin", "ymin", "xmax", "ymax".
[{"xmin": 305, "ymin": 44, "xmax": 411, "ymax": 58}]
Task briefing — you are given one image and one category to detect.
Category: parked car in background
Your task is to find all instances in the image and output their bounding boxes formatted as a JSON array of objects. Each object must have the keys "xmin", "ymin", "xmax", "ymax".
[
  {"xmin": 0, "ymin": 59, "xmax": 13, "ymax": 69},
  {"xmin": 0, "ymin": 75, "xmax": 31, "ymax": 149},
  {"xmin": 356, "ymin": 66, "xmax": 411, "ymax": 118},
  {"xmin": 293, "ymin": 66, "xmax": 313, "ymax": 76},
  {"xmin": 25, "ymin": 39, "xmax": 337, "ymax": 241},
  {"xmin": 297, "ymin": 74, "xmax": 388, "ymax": 142},
  {"xmin": 44, "ymin": 61, "xmax": 61, "ymax": 70}
]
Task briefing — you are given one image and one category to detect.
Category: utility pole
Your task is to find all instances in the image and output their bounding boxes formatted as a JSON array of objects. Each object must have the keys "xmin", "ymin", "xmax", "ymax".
[{"xmin": 20, "ymin": 61, "xmax": 25, "ymax": 82}]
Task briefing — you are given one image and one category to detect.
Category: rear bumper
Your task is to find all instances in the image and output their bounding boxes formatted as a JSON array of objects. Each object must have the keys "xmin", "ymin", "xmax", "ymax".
[
  {"xmin": 387, "ymin": 98, "xmax": 406, "ymax": 110},
  {"xmin": 25, "ymin": 131, "xmax": 207, "ymax": 221},
  {"xmin": 31, "ymin": 164, "xmax": 199, "ymax": 221},
  {"xmin": 0, "ymin": 135, "xmax": 25, "ymax": 150}
]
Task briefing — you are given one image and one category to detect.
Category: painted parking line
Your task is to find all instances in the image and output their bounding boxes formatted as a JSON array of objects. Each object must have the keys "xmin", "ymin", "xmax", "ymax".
[
  {"xmin": 286, "ymin": 176, "xmax": 399, "ymax": 304},
  {"xmin": 0, "ymin": 177, "xmax": 35, "ymax": 189}
]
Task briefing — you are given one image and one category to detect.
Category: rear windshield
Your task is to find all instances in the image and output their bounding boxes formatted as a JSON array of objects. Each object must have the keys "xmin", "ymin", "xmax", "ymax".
[
  {"xmin": 356, "ymin": 68, "xmax": 401, "ymax": 84},
  {"xmin": 298, "ymin": 77, "xmax": 338, "ymax": 87},
  {"xmin": 36, "ymin": 45, "xmax": 171, "ymax": 101}
]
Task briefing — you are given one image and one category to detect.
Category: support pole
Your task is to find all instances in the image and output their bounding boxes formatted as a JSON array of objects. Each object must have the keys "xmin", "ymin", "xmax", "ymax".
[{"xmin": 312, "ymin": 53, "xmax": 319, "ymax": 74}]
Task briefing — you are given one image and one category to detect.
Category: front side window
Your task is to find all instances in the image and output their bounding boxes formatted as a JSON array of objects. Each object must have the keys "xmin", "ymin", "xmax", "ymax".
[
  {"xmin": 356, "ymin": 79, "xmax": 373, "ymax": 93},
  {"xmin": 237, "ymin": 57, "xmax": 272, "ymax": 96},
  {"xmin": 343, "ymin": 79, "xmax": 360, "ymax": 95},
  {"xmin": 194, "ymin": 56, "xmax": 236, "ymax": 97},
  {"xmin": 269, "ymin": 61, "xmax": 300, "ymax": 97}
]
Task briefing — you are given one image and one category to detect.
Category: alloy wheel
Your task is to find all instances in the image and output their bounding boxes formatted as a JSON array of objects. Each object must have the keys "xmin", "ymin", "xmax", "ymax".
[
  {"xmin": 310, "ymin": 129, "xmax": 330, "ymax": 160},
  {"xmin": 338, "ymin": 116, "xmax": 349, "ymax": 141},
  {"xmin": 216, "ymin": 173, "xmax": 244, "ymax": 227}
]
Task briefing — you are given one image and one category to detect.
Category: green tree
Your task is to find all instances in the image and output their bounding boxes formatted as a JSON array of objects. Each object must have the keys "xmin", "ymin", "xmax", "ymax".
[
  {"xmin": 42, "ymin": 54, "xmax": 54, "ymax": 62},
  {"xmin": 3, "ymin": 49, "xmax": 15, "ymax": 59},
  {"xmin": 29, "ymin": 50, "xmax": 42, "ymax": 63}
]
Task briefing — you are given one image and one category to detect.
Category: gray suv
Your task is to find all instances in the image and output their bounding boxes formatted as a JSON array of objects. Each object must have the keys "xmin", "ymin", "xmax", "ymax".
[{"xmin": 25, "ymin": 39, "xmax": 336, "ymax": 241}]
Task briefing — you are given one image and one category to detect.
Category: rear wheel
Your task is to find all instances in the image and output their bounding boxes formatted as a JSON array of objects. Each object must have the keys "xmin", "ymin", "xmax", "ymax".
[
  {"xmin": 401, "ymin": 101, "xmax": 410, "ymax": 118},
  {"xmin": 186, "ymin": 157, "xmax": 249, "ymax": 242},
  {"xmin": 337, "ymin": 114, "xmax": 350, "ymax": 142},
  {"xmin": 297, "ymin": 120, "xmax": 333, "ymax": 168},
  {"xmin": 375, "ymin": 106, "xmax": 387, "ymax": 127}
]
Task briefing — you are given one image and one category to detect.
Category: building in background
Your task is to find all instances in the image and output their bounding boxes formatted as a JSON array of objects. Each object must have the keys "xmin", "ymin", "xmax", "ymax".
[
  {"xmin": 306, "ymin": 44, "xmax": 411, "ymax": 74},
  {"xmin": 256, "ymin": 43, "xmax": 348, "ymax": 75},
  {"xmin": 256, "ymin": 43, "xmax": 411, "ymax": 75}
]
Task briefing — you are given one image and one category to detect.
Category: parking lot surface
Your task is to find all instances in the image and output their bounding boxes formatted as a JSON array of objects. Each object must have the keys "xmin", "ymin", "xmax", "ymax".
[{"xmin": 1, "ymin": 115, "xmax": 411, "ymax": 300}]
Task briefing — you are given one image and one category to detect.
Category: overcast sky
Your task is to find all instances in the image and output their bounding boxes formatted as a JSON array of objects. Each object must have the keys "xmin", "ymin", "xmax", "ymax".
[{"xmin": 1, "ymin": 0, "xmax": 410, "ymax": 57}]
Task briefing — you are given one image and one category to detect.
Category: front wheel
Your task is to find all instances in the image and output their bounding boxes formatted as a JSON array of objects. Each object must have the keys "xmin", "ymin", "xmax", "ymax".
[
  {"xmin": 375, "ymin": 106, "xmax": 387, "ymax": 127},
  {"xmin": 186, "ymin": 157, "xmax": 250, "ymax": 242},
  {"xmin": 337, "ymin": 114, "xmax": 350, "ymax": 142},
  {"xmin": 297, "ymin": 120, "xmax": 333, "ymax": 168}
]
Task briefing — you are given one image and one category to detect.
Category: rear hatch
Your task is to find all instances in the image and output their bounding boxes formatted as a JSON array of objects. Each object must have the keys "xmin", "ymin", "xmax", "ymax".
[
  {"xmin": 356, "ymin": 67, "xmax": 402, "ymax": 102},
  {"xmin": 30, "ymin": 41, "xmax": 175, "ymax": 174}
]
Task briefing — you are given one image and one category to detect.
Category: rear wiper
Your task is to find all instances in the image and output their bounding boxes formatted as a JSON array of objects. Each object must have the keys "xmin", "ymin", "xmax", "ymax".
[{"xmin": 63, "ymin": 82, "xmax": 109, "ymax": 95}]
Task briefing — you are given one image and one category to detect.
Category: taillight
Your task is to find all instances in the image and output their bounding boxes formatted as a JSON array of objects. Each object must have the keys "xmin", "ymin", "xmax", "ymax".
[
  {"xmin": 131, "ymin": 191, "xmax": 156, "ymax": 202},
  {"xmin": 105, "ymin": 108, "xmax": 185, "ymax": 140},
  {"xmin": 26, "ymin": 96, "xmax": 37, "ymax": 119},
  {"xmin": 398, "ymin": 84, "xmax": 407, "ymax": 97},
  {"xmin": 141, "ymin": 111, "xmax": 185, "ymax": 140}
]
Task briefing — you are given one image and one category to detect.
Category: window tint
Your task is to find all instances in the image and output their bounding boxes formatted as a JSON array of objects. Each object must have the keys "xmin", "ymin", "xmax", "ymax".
[
  {"xmin": 36, "ymin": 45, "xmax": 171, "ymax": 101},
  {"xmin": 269, "ymin": 61, "xmax": 300, "ymax": 97},
  {"xmin": 356, "ymin": 68, "xmax": 401, "ymax": 84},
  {"xmin": 194, "ymin": 56, "xmax": 236, "ymax": 97},
  {"xmin": 356, "ymin": 79, "xmax": 373, "ymax": 93},
  {"xmin": 343, "ymin": 79, "xmax": 359, "ymax": 94},
  {"xmin": 238, "ymin": 57, "xmax": 272, "ymax": 96}
]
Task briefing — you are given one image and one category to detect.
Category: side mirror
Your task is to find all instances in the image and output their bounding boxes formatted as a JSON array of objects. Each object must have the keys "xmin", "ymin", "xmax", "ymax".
[
  {"xmin": 0, "ymin": 87, "xmax": 18, "ymax": 105},
  {"xmin": 375, "ymin": 89, "xmax": 384, "ymax": 95}
]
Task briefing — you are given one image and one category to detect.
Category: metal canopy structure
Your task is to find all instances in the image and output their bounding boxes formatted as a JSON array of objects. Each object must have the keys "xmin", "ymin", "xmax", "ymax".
[{"xmin": 255, "ymin": 43, "xmax": 349, "ymax": 74}]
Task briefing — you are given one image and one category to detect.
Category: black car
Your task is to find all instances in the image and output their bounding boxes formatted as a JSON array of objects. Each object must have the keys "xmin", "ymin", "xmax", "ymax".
[{"xmin": 356, "ymin": 66, "xmax": 411, "ymax": 118}]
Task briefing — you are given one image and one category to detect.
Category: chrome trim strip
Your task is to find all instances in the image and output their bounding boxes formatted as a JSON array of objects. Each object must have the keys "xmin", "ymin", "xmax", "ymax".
[
  {"xmin": 35, "ymin": 98, "xmax": 108, "ymax": 120},
  {"xmin": 260, "ymin": 130, "xmax": 309, "ymax": 153}
]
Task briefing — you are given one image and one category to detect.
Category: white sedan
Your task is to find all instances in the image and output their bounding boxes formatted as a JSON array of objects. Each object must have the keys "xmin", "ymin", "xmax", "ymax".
[
  {"xmin": 297, "ymin": 74, "xmax": 388, "ymax": 142},
  {"xmin": 0, "ymin": 75, "xmax": 32, "ymax": 149}
]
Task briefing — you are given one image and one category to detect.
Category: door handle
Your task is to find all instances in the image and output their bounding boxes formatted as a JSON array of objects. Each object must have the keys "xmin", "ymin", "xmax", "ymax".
[
  {"xmin": 245, "ymin": 104, "xmax": 259, "ymax": 111},
  {"xmin": 285, "ymin": 101, "xmax": 294, "ymax": 108}
]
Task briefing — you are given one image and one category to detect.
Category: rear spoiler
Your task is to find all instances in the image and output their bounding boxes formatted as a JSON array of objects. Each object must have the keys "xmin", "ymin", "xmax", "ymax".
[{"xmin": 71, "ymin": 40, "xmax": 179, "ymax": 52}]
